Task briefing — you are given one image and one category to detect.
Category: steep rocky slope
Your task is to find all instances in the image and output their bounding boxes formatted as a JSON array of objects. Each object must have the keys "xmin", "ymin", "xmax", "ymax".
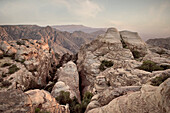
[
  {"xmin": 0, "ymin": 25, "xmax": 100, "ymax": 55},
  {"xmin": 0, "ymin": 39, "xmax": 53, "ymax": 91},
  {"xmin": 146, "ymin": 37, "xmax": 170, "ymax": 50}
]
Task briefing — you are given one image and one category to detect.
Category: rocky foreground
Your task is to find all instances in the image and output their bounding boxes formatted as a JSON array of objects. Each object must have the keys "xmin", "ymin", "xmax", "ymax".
[{"xmin": 0, "ymin": 28, "xmax": 170, "ymax": 113}]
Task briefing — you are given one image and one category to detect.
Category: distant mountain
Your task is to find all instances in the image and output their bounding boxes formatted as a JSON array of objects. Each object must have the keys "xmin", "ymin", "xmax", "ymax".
[
  {"xmin": 146, "ymin": 37, "xmax": 170, "ymax": 50},
  {"xmin": 0, "ymin": 25, "xmax": 103, "ymax": 54},
  {"xmin": 52, "ymin": 25, "xmax": 107, "ymax": 33}
]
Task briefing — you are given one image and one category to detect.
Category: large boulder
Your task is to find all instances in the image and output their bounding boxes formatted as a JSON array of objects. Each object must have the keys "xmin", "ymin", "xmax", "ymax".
[
  {"xmin": 86, "ymin": 86, "xmax": 141, "ymax": 112},
  {"xmin": 87, "ymin": 78, "xmax": 170, "ymax": 113},
  {"xmin": 26, "ymin": 89, "xmax": 70, "ymax": 113},
  {"xmin": 51, "ymin": 61, "xmax": 80, "ymax": 101},
  {"xmin": 0, "ymin": 89, "xmax": 70, "ymax": 113},
  {"xmin": 94, "ymin": 67, "xmax": 151, "ymax": 93},
  {"xmin": 120, "ymin": 31, "xmax": 148, "ymax": 57}
]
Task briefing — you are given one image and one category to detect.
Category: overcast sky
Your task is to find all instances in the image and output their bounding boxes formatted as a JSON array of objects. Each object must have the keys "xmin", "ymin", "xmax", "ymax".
[{"xmin": 0, "ymin": 0, "xmax": 170, "ymax": 38}]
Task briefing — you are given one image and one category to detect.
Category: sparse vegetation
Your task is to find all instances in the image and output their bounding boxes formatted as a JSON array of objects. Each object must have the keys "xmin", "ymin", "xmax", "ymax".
[
  {"xmin": 132, "ymin": 50, "xmax": 141, "ymax": 59},
  {"xmin": 35, "ymin": 108, "xmax": 50, "ymax": 113},
  {"xmin": 0, "ymin": 54, "xmax": 3, "ymax": 59},
  {"xmin": 56, "ymin": 91, "xmax": 93, "ymax": 113},
  {"xmin": 1, "ymin": 63, "xmax": 12, "ymax": 67},
  {"xmin": 15, "ymin": 59, "xmax": 25, "ymax": 63},
  {"xmin": 16, "ymin": 41, "xmax": 24, "ymax": 45},
  {"xmin": 2, "ymin": 73, "xmax": 7, "ymax": 77},
  {"xmin": 8, "ymin": 64, "xmax": 20, "ymax": 74},
  {"xmin": 151, "ymin": 74, "xmax": 170, "ymax": 86},
  {"xmin": 81, "ymin": 92, "xmax": 93, "ymax": 113},
  {"xmin": 99, "ymin": 60, "xmax": 113, "ymax": 71},
  {"xmin": 138, "ymin": 60, "xmax": 164, "ymax": 72},
  {"xmin": 3, "ymin": 53, "xmax": 15, "ymax": 59}
]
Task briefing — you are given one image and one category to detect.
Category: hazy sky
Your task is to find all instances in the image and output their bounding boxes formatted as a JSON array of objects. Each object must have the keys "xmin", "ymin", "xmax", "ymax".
[{"xmin": 0, "ymin": 0, "xmax": 170, "ymax": 38}]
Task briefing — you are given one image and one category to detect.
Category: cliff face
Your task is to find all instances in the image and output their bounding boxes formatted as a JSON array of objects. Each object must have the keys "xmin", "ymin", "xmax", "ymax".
[
  {"xmin": 0, "ymin": 25, "xmax": 99, "ymax": 55},
  {"xmin": 146, "ymin": 37, "xmax": 170, "ymax": 50},
  {"xmin": 0, "ymin": 39, "xmax": 52, "ymax": 91}
]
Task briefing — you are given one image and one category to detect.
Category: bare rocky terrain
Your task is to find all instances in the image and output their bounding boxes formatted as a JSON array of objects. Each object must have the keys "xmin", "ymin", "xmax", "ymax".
[
  {"xmin": 146, "ymin": 37, "xmax": 170, "ymax": 50},
  {"xmin": 0, "ymin": 27, "xmax": 170, "ymax": 113},
  {"xmin": 0, "ymin": 25, "xmax": 103, "ymax": 55}
]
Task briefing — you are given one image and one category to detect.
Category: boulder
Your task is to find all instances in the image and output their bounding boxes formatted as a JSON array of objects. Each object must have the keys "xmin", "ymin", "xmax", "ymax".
[
  {"xmin": 87, "ymin": 78, "xmax": 170, "ymax": 113},
  {"xmin": 26, "ymin": 89, "xmax": 70, "ymax": 113},
  {"xmin": 120, "ymin": 31, "xmax": 147, "ymax": 56},
  {"xmin": 0, "ymin": 89, "xmax": 70, "ymax": 113},
  {"xmin": 0, "ymin": 89, "xmax": 32, "ymax": 113},
  {"xmin": 86, "ymin": 86, "xmax": 141, "ymax": 112},
  {"xmin": 51, "ymin": 61, "xmax": 80, "ymax": 101}
]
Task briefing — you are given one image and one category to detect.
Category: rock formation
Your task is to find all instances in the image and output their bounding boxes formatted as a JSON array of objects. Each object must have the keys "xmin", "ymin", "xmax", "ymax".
[
  {"xmin": 51, "ymin": 61, "xmax": 80, "ymax": 102},
  {"xmin": 0, "ymin": 25, "xmax": 100, "ymax": 55},
  {"xmin": 146, "ymin": 37, "xmax": 170, "ymax": 50},
  {"xmin": 87, "ymin": 78, "xmax": 170, "ymax": 113},
  {"xmin": 0, "ymin": 39, "xmax": 52, "ymax": 91},
  {"xmin": 0, "ymin": 27, "xmax": 169, "ymax": 113},
  {"xmin": 77, "ymin": 28, "xmax": 148, "ymax": 94},
  {"xmin": 0, "ymin": 89, "xmax": 70, "ymax": 113}
]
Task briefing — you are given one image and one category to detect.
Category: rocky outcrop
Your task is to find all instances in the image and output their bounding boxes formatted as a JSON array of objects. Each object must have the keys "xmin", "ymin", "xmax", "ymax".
[
  {"xmin": 0, "ymin": 25, "xmax": 99, "ymax": 54},
  {"xmin": 87, "ymin": 78, "xmax": 170, "ymax": 113},
  {"xmin": 51, "ymin": 61, "xmax": 80, "ymax": 102},
  {"xmin": 94, "ymin": 68, "xmax": 151, "ymax": 93},
  {"xmin": 26, "ymin": 89, "xmax": 70, "ymax": 113},
  {"xmin": 86, "ymin": 86, "xmax": 141, "ymax": 112},
  {"xmin": 143, "ymin": 45, "xmax": 170, "ymax": 64},
  {"xmin": 77, "ymin": 28, "xmax": 147, "ymax": 94},
  {"xmin": 146, "ymin": 37, "xmax": 170, "ymax": 50},
  {"xmin": 0, "ymin": 89, "xmax": 70, "ymax": 113},
  {"xmin": 120, "ymin": 31, "xmax": 148, "ymax": 56},
  {"xmin": 0, "ymin": 39, "xmax": 52, "ymax": 91}
]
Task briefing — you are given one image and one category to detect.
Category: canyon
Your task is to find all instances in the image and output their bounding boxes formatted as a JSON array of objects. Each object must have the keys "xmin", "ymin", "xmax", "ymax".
[{"xmin": 0, "ymin": 26, "xmax": 170, "ymax": 113}]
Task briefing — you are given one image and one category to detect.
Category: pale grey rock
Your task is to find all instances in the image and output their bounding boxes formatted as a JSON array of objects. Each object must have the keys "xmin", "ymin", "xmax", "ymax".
[
  {"xmin": 94, "ymin": 68, "xmax": 152, "ymax": 93},
  {"xmin": 51, "ymin": 81, "xmax": 70, "ymax": 97},
  {"xmin": 86, "ymin": 86, "xmax": 141, "ymax": 113},
  {"xmin": 143, "ymin": 51, "xmax": 170, "ymax": 64},
  {"xmin": 120, "ymin": 30, "xmax": 148, "ymax": 56},
  {"xmin": 99, "ymin": 28, "xmax": 122, "ymax": 44},
  {"xmin": 77, "ymin": 28, "xmax": 138, "ymax": 94},
  {"xmin": 52, "ymin": 61, "xmax": 80, "ymax": 101},
  {"xmin": 87, "ymin": 78, "xmax": 170, "ymax": 113}
]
